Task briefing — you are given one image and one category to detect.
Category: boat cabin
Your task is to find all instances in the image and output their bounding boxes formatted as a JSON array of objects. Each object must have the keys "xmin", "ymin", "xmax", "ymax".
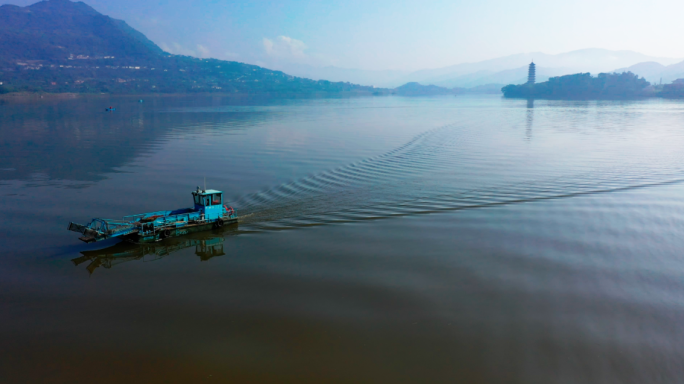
[{"xmin": 192, "ymin": 188, "xmax": 224, "ymax": 220}]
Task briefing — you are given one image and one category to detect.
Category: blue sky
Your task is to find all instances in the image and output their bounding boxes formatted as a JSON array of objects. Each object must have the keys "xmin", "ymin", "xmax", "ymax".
[{"xmin": 3, "ymin": 0, "xmax": 684, "ymax": 70}]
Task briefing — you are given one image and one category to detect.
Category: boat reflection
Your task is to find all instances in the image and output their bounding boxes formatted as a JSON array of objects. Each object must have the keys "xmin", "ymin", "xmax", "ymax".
[{"xmin": 71, "ymin": 225, "xmax": 239, "ymax": 274}]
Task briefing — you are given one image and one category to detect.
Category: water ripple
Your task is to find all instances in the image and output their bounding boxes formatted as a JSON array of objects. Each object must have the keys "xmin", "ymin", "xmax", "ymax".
[{"xmin": 234, "ymin": 123, "xmax": 684, "ymax": 231}]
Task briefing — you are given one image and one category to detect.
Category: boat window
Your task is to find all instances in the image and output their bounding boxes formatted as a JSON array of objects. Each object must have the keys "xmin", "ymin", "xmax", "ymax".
[
  {"xmin": 205, "ymin": 197, "xmax": 211, "ymax": 206},
  {"xmin": 212, "ymin": 194, "xmax": 222, "ymax": 205},
  {"xmin": 194, "ymin": 194, "xmax": 201, "ymax": 205}
]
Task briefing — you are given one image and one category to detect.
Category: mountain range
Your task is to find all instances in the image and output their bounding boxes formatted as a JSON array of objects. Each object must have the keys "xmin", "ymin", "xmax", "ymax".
[
  {"xmin": 613, "ymin": 61, "xmax": 684, "ymax": 84},
  {"xmin": 390, "ymin": 49, "xmax": 682, "ymax": 87},
  {"xmin": 2, "ymin": 0, "xmax": 684, "ymax": 95},
  {"xmin": 271, "ymin": 49, "xmax": 684, "ymax": 89},
  {"xmin": 0, "ymin": 0, "xmax": 380, "ymax": 95},
  {"xmin": 0, "ymin": 0, "xmax": 163, "ymax": 65}
]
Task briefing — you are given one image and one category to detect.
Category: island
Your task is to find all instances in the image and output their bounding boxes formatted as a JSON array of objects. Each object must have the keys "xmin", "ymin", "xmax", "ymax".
[{"xmin": 502, "ymin": 64, "xmax": 652, "ymax": 99}]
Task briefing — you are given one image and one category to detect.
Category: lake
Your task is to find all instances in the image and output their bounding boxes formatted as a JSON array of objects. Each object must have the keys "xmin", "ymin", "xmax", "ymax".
[{"xmin": 2, "ymin": 94, "xmax": 684, "ymax": 383}]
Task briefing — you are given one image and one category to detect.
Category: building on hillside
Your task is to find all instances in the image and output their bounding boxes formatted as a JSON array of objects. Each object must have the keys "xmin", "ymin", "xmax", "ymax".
[{"xmin": 527, "ymin": 62, "xmax": 536, "ymax": 84}]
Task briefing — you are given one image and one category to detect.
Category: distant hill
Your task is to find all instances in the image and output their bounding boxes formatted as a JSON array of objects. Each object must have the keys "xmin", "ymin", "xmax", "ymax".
[
  {"xmin": 433, "ymin": 65, "xmax": 577, "ymax": 88},
  {"xmin": 391, "ymin": 82, "xmax": 505, "ymax": 96},
  {"xmin": 386, "ymin": 49, "xmax": 682, "ymax": 88},
  {"xmin": 393, "ymin": 82, "xmax": 455, "ymax": 96},
  {"xmin": 612, "ymin": 60, "xmax": 684, "ymax": 84},
  {"xmin": 238, "ymin": 49, "xmax": 682, "ymax": 89},
  {"xmin": 0, "ymin": 0, "xmax": 382, "ymax": 95},
  {"xmin": 612, "ymin": 62, "xmax": 666, "ymax": 83},
  {"xmin": 264, "ymin": 62, "xmax": 410, "ymax": 88}
]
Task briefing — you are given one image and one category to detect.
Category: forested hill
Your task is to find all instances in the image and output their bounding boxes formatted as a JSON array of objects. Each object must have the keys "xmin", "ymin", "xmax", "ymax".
[
  {"xmin": 501, "ymin": 72, "xmax": 651, "ymax": 99},
  {"xmin": 0, "ymin": 0, "xmax": 163, "ymax": 64},
  {"xmin": 0, "ymin": 0, "xmax": 380, "ymax": 95}
]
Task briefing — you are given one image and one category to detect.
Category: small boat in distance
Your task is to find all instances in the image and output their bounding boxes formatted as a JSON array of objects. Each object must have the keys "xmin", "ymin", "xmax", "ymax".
[{"xmin": 67, "ymin": 187, "xmax": 238, "ymax": 244}]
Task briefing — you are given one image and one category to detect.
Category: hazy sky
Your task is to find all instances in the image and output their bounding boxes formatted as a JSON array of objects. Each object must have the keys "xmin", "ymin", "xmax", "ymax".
[{"xmin": 3, "ymin": 0, "xmax": 684, "ymax": 70}]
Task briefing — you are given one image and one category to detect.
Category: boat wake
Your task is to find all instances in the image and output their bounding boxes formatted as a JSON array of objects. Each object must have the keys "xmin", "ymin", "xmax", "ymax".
[{"xmin": 234, "ymin": 123, "xmax": 684, "ymax": 232}]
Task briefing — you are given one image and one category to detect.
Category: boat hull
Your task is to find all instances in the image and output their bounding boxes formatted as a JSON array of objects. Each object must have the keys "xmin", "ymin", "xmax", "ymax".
[{"xmin": 123, "ymin": 217, "xmax": 239, "ymax": 244}]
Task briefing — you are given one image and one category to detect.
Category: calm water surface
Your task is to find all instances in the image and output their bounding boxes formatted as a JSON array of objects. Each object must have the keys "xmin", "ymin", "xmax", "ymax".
[{"xmin": 2, "ymin": 94, "xmax": 684, "ymax": 383}]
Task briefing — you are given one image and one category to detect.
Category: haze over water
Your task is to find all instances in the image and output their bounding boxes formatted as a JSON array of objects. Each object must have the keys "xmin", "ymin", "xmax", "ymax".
[{"xmin": 2, "ymin": 94, "xmax": 684, "ymax": 383}]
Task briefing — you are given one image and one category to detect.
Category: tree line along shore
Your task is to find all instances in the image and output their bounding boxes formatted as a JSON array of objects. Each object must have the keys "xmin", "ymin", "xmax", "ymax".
[{"xmin": 502, "ymin": 71, "xmax": 684, "ymax": 99}]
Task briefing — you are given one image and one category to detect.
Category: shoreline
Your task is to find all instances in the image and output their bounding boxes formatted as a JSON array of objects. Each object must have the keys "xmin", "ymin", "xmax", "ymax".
[
  {"xmin": 0, "ymin": 90, "xmax": 391, "ymax": 103},
  {"xmin": 0, "ymin": 92, "xmax": 83, "ymax": 101}
]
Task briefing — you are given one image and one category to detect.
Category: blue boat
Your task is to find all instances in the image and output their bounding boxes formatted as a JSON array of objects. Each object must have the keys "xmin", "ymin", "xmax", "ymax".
[{"xmin": 67, "ymin": 187, "xmax": 238, "ymax": 243}]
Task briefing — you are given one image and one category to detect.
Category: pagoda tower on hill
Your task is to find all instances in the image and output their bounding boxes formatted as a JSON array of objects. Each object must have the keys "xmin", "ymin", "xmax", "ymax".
[{"xmin": 527, "ymin": 61, "xmax": 536, "ymax": 84}]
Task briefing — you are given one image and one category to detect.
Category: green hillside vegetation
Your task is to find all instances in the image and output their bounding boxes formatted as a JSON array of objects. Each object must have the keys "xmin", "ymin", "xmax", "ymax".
[
  {"xmin": 0, "ymin": 56, "xmax": 378, "ymax": 95},
  {"xmin": 0, "ymin": 0, "xmax": 382, "ymax": 95},
  {"xmin": 0, "ymin": 0, "xmax": 163, "ymax": 65},
  {"xmin": 502, "ymin": 72, "xmax": 651, "ymax": 99},
  {"xmin": 659, "ymin": 80, "xmax": 684, "ymax": 98}
]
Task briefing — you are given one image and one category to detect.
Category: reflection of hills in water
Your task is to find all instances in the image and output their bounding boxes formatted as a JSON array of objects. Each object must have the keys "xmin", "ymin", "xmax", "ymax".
[
  {"xmin": 72, "ymin": 225, "xmax": 238, "ymax": 274},
  {"xmin": 0, "ymin": 96, "xmax": 276, "ymax": 184}
]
